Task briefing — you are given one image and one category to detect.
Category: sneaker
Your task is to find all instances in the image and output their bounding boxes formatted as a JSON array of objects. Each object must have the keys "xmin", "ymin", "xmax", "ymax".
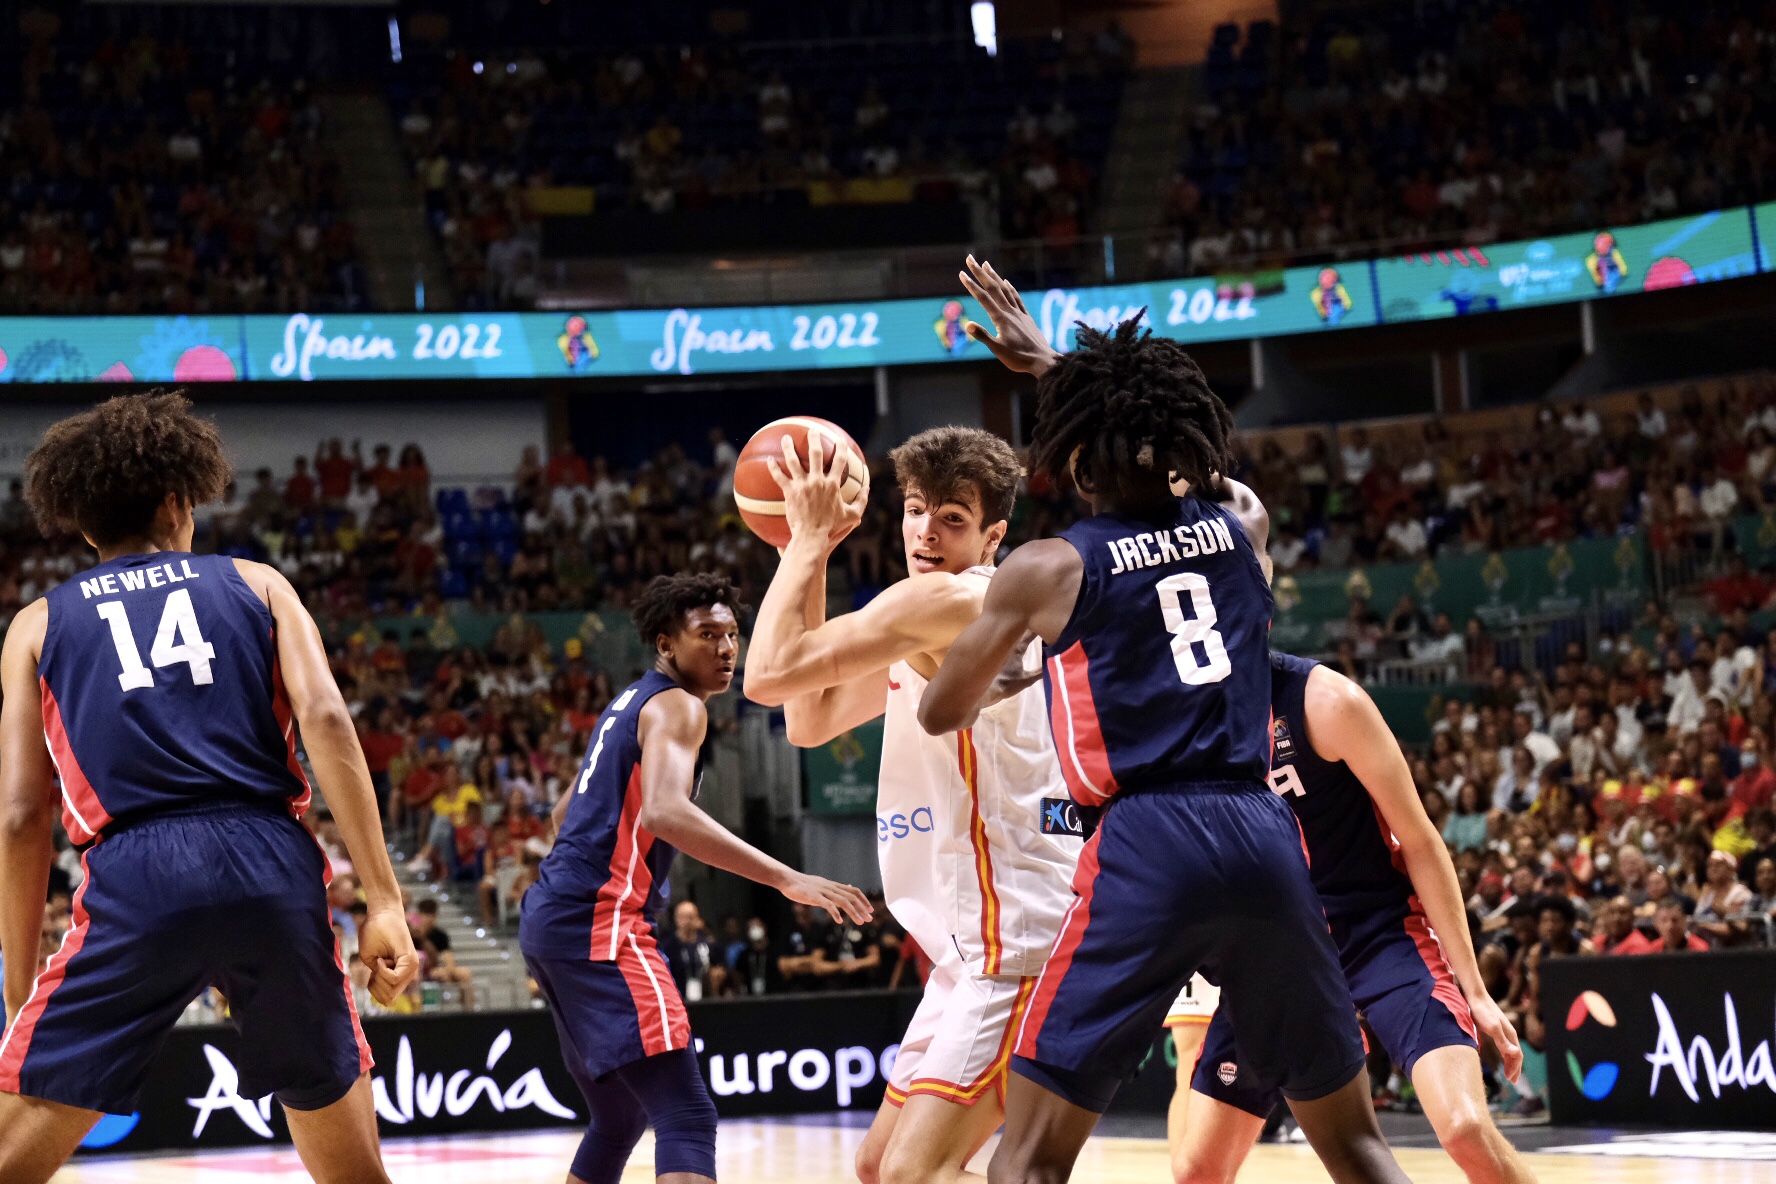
[{"xmin": 406, "ymin": 855, "xmax": 432, "ymax": 876}]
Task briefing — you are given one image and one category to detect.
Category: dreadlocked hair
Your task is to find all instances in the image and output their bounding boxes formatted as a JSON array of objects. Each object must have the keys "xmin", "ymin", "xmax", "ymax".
[
  {"xmin": 633, "ymin": 572, "xmax": 745, "ymax": 647},
  {"xmin": 1029, "ymin": 316, "xmax": 1233, "ymax": 507},
  {"xmin": 24, "ymin": 389, "xmax": 231, "ymax": 545}
]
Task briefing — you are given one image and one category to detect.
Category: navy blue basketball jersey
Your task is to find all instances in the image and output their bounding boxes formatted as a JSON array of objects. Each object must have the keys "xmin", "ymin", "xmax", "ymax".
[
  {"xmin": 521, "ymin": 670, "xmax": 699, "ymax": 962},
  {"xmin": 1042, "ymin": 496, "xmax": 1273, "ymax": 804},
  {"xmin": 37, "ymin": 552, "xmax": 310, "ymax": 842},
  {"xmin": 1266, "ymin": 652, "xmax": 1411, "ymax": 919}
]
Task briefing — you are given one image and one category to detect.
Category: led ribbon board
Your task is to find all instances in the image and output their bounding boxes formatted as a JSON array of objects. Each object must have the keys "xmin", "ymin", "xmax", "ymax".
[{"xmin": 0, "ymin": 205, "xmax": 1765, "ymax": 385}]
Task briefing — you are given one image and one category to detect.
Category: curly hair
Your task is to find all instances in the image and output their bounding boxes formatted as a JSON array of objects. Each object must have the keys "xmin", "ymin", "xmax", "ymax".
[
  {"xmin": 888, "ymin": 426, "xmax": 1023, "ymax": 524},
  {"xmin": 24, "ymin": 390, "xmax": 232, "ymax": 546},
  {"xmin": 1029, "ymin": 317, "xmax": 1233, "ymax": 507},
  {"xmin": 633, "ymin": 572, "xmax": 745, "ymax": 647}
]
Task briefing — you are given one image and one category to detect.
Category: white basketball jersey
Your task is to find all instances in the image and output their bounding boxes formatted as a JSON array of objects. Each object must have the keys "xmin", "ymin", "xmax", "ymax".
[{"xmin": 876, "ymin": 569, "xmax": 1081, "ymax": 977}]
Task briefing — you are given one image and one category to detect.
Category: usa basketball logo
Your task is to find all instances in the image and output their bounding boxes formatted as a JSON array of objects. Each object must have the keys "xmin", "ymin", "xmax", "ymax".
[
  {"xmin": 1272, "ymin": 718, "xmax": 1296, "ymax": 761},
  {"xmin": 1217, "ymin": 1061, "xmax": 1238, "ymax": 1086}
]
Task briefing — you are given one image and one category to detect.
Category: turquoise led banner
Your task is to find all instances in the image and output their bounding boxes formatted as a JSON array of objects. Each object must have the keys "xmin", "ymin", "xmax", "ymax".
[
  {"xmin": 0, "ymin": 205, "xmax": 1762, "ymax": 385},
  {"xmin": 1372, "ymin": 208, "xmax": 1760, "ymax": 321}
]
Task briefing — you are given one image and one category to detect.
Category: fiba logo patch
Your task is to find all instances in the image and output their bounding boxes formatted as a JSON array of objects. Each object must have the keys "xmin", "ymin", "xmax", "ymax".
[
  {"xmin": 1217, "ymin": 1061, "xmax": 1238, "ymax": 1087},
  {"xmin": 1272, "ymin": 718, "xmax": 1296, "ymax": 761}
]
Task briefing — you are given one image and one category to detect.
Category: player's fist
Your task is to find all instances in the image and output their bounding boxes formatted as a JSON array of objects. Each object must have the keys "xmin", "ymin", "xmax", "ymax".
[
  {"xmin": 779, "ymin": 871, "xmax": 873, "ymax": 926},
  {"xmin": 358, "ymin": 908, "xmax": 422, "ymax": 1007}
]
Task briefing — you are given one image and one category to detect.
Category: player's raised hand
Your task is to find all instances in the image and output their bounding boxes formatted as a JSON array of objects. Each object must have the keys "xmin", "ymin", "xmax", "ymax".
[
  {"xmin": 358, "ymin": 908, "xmax": 422, "ymax": 1007},
  {"xmin": 766, "ymin": 429, "xmax": 867, "ymax": 550},
  {"xmin": 780, "ymin": 870, "xmax": 874, "ymax": 926},
  {"xmin": 1467, "ymin": 991, "xmax": 1524, "ymax": 1084},
  {"xmin": 958, "ymin": 254, "xmax": 1062, "ymax": 377}
]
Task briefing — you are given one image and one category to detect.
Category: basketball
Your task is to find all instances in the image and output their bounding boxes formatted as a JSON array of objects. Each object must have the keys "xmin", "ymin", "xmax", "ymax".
[{"xmin": 733, "ymin": 416, "xmax": 867, "ymax": 548}]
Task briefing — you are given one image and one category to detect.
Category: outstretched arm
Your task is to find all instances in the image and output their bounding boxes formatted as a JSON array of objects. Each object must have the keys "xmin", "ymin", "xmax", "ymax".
[
  {"xmin": 236, "ymin": 559, "xmax": 418, "ymax": 1006},
  {"xmin": 919, "ymin": 539, "xmax": 1082, "ymax": 735},
  {"xmin": 636, "ymin": 691, "xmax": 871, "ymax": 925},
  {"xmin": 0, "ymin": 601, "xmax": 53, "ymax": 1028},
  {"xmin": 1305, "ymin": 664, "xmax": 1523, "ymax": 1083}
]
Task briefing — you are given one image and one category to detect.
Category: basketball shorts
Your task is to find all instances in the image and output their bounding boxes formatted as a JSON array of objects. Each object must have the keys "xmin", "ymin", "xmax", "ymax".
[
  {"xmin": 526, "ymin": 931, "xmax": 692, "ymax": 1083},
  {"xmin": 1164, "ymin": 974, "xmax": 1220, "ymax": 1028},
  {"xmin": 1192, "ymin": 900, "xmax": 1479, "ymax": 1117},
  {"xmin": 885, "ymin": 953, "xmax": 1036, "ymax": 1108},
  {"xmin": 1013, "ymin": 783, "xmax": 1363, "ymax": 1113},
  {"xmin": 0, "ymin": 802, "xmax": 370, "ymax": 1114}
]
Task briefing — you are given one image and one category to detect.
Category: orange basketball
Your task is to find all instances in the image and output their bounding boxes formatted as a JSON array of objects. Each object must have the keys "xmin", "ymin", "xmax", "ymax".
[{"xmin": 733, "ymin": 416, "xmax": 867, "ymax": 548}]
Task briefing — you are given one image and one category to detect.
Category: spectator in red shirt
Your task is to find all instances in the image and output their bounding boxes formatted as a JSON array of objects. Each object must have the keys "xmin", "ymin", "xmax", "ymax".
[
  {"xmin": 284, "ymin": 455, "xmax": 317, "ymax": 508},
  {"xmin": 366, "ymin": 443, "xmax": 401, "ymax": 498},
  {"xmin": 1589, "ymin": 896, "xmax": 1655, "ymax": 955},
  {"xmin": 399, "ymin": 748, "xmax": 447, "ymax": 834},
  {"xmin": 545, "ymin": 441, "xmax": 590, "ymax": 489},
  {"xmin": 452, "ymin": 800, "xmax": 490, "ymax": 883},
  {"xmin": 1733, "ymin": 739, "xmax": 1776, "ymax": 813},
  {"xmin": 1705, "ymin": 555, "xmax": 1772, "ymax": 616},
  {"xmin": 314, "ymin": 437, "xmax": 358, "ymax": 502},
  {"xmin": 357, "ymin": 706, "xmax": 407, "ymax": 822},
  {"xmin": 1644, "ymin": 899, "xmax": 1709, "ymax": 953}
]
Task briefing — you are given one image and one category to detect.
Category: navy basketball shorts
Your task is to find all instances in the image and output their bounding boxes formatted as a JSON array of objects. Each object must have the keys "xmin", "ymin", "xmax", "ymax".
[
  {"xmin": 0, "ymin": 802, "xmax": 370, "ymax": 1114},
  {"xmin": 1192, "ymin": 900, "xmax": 1480, "ymax": 1117},
  {"xmin": 1012, "ymin": 782, "xmax": 1363, "ymax": 1113},
  {"xmin": 526, "ymin": 934, "xmax": 692, "ymax": 1085}
]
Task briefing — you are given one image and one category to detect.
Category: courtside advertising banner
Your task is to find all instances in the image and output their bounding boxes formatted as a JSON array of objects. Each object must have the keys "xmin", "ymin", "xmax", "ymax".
[
  {"xmin": 0, "ymin": 204, "xmax": 1764, "ymax": 386},
  {"xmin": 1543, "ymin": 949, "xmax": 1776, "ymax": 1129},
  {"xmin": 68, "ymin": 992, "xmax": 920, "ymax": 1155}
]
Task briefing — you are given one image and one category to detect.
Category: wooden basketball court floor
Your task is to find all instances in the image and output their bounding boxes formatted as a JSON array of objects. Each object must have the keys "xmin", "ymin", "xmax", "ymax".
[{"xmin": 52, "ymin": 1117, "xmax": 1776, "ymax": 1183}]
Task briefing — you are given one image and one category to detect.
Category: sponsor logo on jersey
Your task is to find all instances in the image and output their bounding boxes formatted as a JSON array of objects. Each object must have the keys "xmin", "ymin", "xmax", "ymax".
[
  {"xmin": 1039, "ymin": 798, "xmax": 1091, "ymax": 837},
  {"xmin": 1218, "ymin": 1061, "xmax": 1239, "ymax": 1086},
  {"xmin": 877, "ymin": 806, "xmax": 935, "ymax": 842}
]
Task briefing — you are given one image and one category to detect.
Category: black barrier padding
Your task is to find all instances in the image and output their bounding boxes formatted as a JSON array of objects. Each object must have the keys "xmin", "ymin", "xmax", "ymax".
[{"xmin": 1542, "ymin": 949, "xmax": 1776, "ymax": 1129}]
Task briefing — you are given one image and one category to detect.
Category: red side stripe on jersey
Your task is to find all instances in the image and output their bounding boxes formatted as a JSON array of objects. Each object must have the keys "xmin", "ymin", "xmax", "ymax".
[
  {"xmin": 267, "ymin": 645, "xmax": 313, "ymax": 818},
  {"xmin": 590, "ymin": 767, "xmax": 650, "ymax": 961},
  {"xmin": 619, "ymin": 933, "xmax": 689, "ymax": 1056},
  {"xmin": 39, "ymin": 678, "xmax": 111, "ymax": 844},
  {"xmin": 1045, "ymin": 643, "xmax": 1119, "ymax": 808},
  {"xmin": 0, "ymin": 846, "xmax": 96, "ymax": 1091},
  {"xmin": 1016, "ymin": 829, "xmax": 1102, "ymax": 1060},
  {"xmin": 957, "ymin": 730, "xmax": 1004, "ymax": 975},
  {"xmin": 1403, "ymin": 897, "xmax": 1478, "ymax": 1043}
]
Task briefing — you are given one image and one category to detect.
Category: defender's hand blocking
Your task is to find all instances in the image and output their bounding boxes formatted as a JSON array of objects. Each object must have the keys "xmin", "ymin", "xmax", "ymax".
[
  {"xmin": 1467, "ymin": 990, "xmax": 1525, "ymax": 1084},
  {"xmin": 780, "ymin": 870, "xmax": 873, "ymax": 926},
  {"xmin": 358, "ymin": 908, "xmax": 422, "ymax": 1006},
  {"xmin": 765, "ymin": 428, "xmax": 869, "ymax": 549},
  {"xmin": 958, "ymin": 254, "xmax": 1062, "ymax": 377}
]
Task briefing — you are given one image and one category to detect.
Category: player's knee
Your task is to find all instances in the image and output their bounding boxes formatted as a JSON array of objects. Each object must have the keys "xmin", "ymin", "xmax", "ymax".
[
  {"xmin": 1172, "ymin": 1147, "xmax": 1236, "ymax": 1184},
  {"xmin": 855, "ymin": 1137, "xmax": 885, "ymax": 1184},
  {"xmin": 878, "ymin": 1136, "xmax": 955, "ymax": 1184},
  {"xmin": 649, "ymin": 1092, "xmax": 719, "ymax": 1176},
  {"xmin": 1434, "ymin": 1105, "xmax": 1501, "ymax": 1169}
]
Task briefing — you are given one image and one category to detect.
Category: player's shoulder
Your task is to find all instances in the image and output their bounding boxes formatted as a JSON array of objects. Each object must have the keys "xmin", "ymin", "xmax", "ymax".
[
  {"xmin": 638, "ymin": 682, "xmax": 707, "ymax": 733},
  {"xmin": 1, "ymin": 597, "xmax": 49, "ymax": 658}
]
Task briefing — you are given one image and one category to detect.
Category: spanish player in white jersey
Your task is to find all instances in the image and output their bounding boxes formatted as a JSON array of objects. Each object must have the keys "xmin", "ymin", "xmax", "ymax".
[{"xmin": 746, "ymin": 427, "xmax": 1081, "ymax": 1183}]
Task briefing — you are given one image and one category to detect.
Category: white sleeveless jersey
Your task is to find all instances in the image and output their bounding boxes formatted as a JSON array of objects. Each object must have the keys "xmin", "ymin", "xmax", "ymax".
[{"xmin": 876, "ymin": 569, "xmax": 1081, "ymax": 977}]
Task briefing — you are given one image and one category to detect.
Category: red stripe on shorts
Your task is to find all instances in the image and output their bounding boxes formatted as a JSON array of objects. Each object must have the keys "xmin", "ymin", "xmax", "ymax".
[
  {"xmin": 0, "ymin": 846, "xmax": 97, "ymax": 1092},
  {"xmin": 1016, "ymin": 828, "xmax": 1102, "ymax": 1060}
]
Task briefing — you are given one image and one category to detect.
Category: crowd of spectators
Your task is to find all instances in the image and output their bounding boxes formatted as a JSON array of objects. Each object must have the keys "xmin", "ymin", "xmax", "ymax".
[
  {"xmin": 392, "ymin": 29, "xmax": 1129, "ymax": 306},
  {"xmin": 1155, "ymin": 2, "xmax": 1776, "ymax": 276},
  {"xmin": 1208, "ymin": 373, "xmax": 1776, "ymax": 583},
  {"xmin": 0, "ymin": 13, "xmax": 368, "ymax": 315}
]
